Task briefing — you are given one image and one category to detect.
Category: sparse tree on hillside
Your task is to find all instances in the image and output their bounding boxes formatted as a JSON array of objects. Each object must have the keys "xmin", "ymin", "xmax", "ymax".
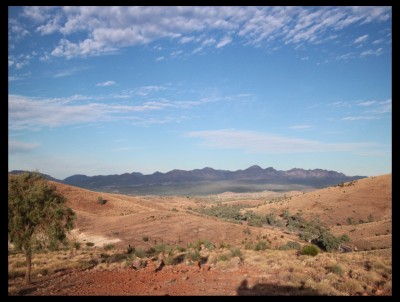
[{"xmin": 8, "ymin": 172, "xmax": 75, "ymax": 284}]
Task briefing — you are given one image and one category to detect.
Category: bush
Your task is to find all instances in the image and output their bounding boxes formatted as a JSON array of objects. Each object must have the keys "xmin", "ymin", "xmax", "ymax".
[
  {"xmin": 301, "ymin": 245, "xmax": 319, "ymax": 256},
  {"xmin": 279, "ymin": 240, "xmax": 301, "ymax": 251},
  {"xmin": 286, "ymin": 241, "xmax": 301, "ymax": 250},
  {"xmin": 217, "ymin": 254, "xmax": 231, "ymax": 262},
  {"xmin": 187, "ymin": 250, "xmax": 201, "ymax": 262},
  {"xmin": 339, "ymin": 234, "xmax": 350, "ymax": 243},
  {"xmin": 97, "ymin": 196, "xmax": 107, "ymax": 205},
  {"xmin": 103, "ymin": 244, "xmax": 115, "ymax": 251},
  {"xmin": 230, "ymin": 247, "xmax": 242, "ymax": 257},
  {"xmin": 134, "ymin": 248, "xmax": 146, "ymax": 258},
  {"xmin": 142, "ymin": 236, "xmax": 149, "ymax": 242},
  {"xmin": 315, "ymin": 231, "xmax": 340, "ymax": 252},
  {"xmin": 127, "ymin": 245, "xmax": 134, "ymax": 254},
  {"xmin": 329, "ymin": 264, "xmax": 344, "ymax": 275},
  {"xmin": 86, "ymin": 242, "xmax": 95, "ymax": 247},
  {"xmin": 254, "ymin": 241, "xmax": 268, "ymax": 251},
  {"xmin": 265, "ymin": 213, "xmax": 277, "ymax": 225},
  {"xmin": 243, "ymin": 228, "xmax": 251, "ymax": 235}
]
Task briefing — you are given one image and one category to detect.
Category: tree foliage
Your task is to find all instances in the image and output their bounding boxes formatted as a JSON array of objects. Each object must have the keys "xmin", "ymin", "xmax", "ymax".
[{"xmin": 8, "ymin": 172, "xmax": 75, "ymax": 284}]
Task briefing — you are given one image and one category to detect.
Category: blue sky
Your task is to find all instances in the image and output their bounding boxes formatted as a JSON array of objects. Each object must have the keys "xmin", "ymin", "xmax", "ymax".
[{"xmin": 8, "ymin": 6, "xmax": 392, "ymax": 179}]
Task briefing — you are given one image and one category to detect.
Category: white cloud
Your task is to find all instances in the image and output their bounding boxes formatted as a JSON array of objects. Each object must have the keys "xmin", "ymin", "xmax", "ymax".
[
  {"xmin": 354, "ymin": 34, "xmax": 368, "ymax": 43},
  {"xmin": 216, "ymin": 36, "xmax": 232, "ymax": 48},
  {"xmin": 17, "ymin": 6, "xmax": 390, "ymax": 59},
  {"xmin": 342, "ymin": 116, "xmax": 380, "ymax": 121},
  {"xmin": 360, "ymin": 48, "xmax": 383, "ymax": 57},
  {"xmin": 9, "ymin": 140, "xmax": 39, "ymax": 154},
  {"xmin": 96, "ymin": 80, "xmax": 116, "ymax": 87},
  {"xmin": 156, "ymin": 56, "xmax": 165, "ymax": 61},
  {"xmin": 186, "ymin": 129, "xmax": 374, "ymax": 153},
  {"xmin": 179, "ymin": 36, "xmax": 195, "ymax": 44},
  {"xmin": 372, "ymin": 39, "xmax": 383, "ymax": 44},
  {"xmin": 8, "ymin": 92, "xmax": 212, "ymax": 130},
  {"xmin": 53, "ymin": 66, "xmax": 91, "ymax": 78},
  {"xmin": 8, "ymin": 18, "xmax": 30, "ymax": 41},
  {"xmin": 372, "ymin": 99, "xmax": 391, "ymax": 114},
  {"xmin": 328, "ymin": 101, "xmax": 350, "ymax": 108},
  {"xmin": 357, "ymin": 100, "xmax": 376, "ymax": 106},
  {"xmin": 289, "ymin": 125, "xmax": 313, "ymax": 130}
]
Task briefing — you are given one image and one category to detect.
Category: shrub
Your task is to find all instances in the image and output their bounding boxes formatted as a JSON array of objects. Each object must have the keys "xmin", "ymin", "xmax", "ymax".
[
  {"xmin": 315, "ymin": 231, "xmax": 340, "ymax": 252},
  {"xmin": 254, "ymin": 241, "xmax": 268, "ymax": 251},
  {"xmin": 134, "ymin": 248, "xmax": 146, "ymax": 258},
  {"xmin": 287, "ymin": 241, "xmax": 301, "ymax": 250},
  {"xmin": 368, "ymin": 214, "xmax": 374, "ymax": 222},
  {"xmin": 279, "ymin": 241, "xmax": 301, "ymax": 251},
  {"xmin": 346, "ymin": 217, "xmax": 354, "ymax": 225},
  {"xmin": 330, "ymin": 264, "xmax": 344, "ymax": 275},
  {"xmin": 339, "ymin": 234, "xmax": 350, "ymax": 243},
  {"xmin": 301, "ymin": 245, "xmax": 319, "ymax": 256},
  {"xmin": 97, "ymin": 197, "xmax": 107, "ymax": 205},
  {"xmin": 127, "ymin": 245, "xmax": 134, "ymax": 254},
  {"xmin": 187, "ymin": 250, "xmax": 201, "ymax": 262},
  {"xmin": 265, "ymin": 213, "xmax": 277, "ymax": 225},
  {"xmin": 217, "ymin": 254, "xmax": 231, "ymax": 262},
  {"xmin": 230, "ymin": 247, "xmax": 242, "ymax": 257},
  {"xmin": 86, "ymin": 242, "xmax": 95, "ymax": 247},
  {"xmin": 103, "ymin": 244, "xmax": 115, "ymax": 251},
  {"xmin": 73, "ymin": 242, "xmax": 81, "ymax": 250},
  {"xmin": 243, "ymin": 228, "xmax": 251, "ymax": 235},
  {"xmin": 142, "ymin": 236, "xmax": 149, "ymax": 242}
]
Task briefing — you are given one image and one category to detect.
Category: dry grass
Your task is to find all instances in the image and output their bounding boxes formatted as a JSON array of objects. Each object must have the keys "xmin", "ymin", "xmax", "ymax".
[{"xmin": 9, "ymin": 174, "xmax": 391, "ymax": 296}]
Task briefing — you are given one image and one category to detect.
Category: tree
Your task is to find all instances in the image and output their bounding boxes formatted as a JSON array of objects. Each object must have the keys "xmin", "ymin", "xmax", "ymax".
[{"xmin": 8, "ymin": 172, "xmax": 75, "ymax": 284}]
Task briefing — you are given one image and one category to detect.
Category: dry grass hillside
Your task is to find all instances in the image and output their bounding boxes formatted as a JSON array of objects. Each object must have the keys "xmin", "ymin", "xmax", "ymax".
[
  {"xmin": 8, "ymin": 174, "xmax": 392, "ymax": 296},
  {"xmin": 51, "ymin": 181, "xmax": 300, "ymax": 249},
  {"xmin": 248, "ymin": 174, "xmax": 392, "ymax": 251}
]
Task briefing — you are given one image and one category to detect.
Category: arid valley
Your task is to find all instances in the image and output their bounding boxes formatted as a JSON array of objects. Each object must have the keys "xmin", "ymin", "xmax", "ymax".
[{"xmin": 8, "ymin": 174, "xmax": 392, "ymax": 296}]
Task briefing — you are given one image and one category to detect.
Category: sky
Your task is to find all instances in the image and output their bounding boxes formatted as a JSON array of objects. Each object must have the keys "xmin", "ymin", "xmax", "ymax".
[{"xmin": 8, "ymin": 6, "xmax": 392, "ymax": 179}]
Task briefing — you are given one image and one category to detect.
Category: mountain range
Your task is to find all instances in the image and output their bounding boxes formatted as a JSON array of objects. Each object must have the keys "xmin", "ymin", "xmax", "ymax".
[{"xmin": 10, "ymin": 166, "xmax": 366, "ymax": 195}]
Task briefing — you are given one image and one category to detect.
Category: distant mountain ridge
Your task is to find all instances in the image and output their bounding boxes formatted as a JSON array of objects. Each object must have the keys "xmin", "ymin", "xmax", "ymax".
[{"xmin": 10, "ymin": 166, "xmax": 366, "ymax": 193}]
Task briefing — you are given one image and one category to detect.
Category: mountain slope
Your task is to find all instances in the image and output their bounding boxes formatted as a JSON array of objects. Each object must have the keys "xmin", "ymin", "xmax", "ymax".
[{"xmin": 60, "ymin": 166, "xmax": 365, "ymax": 194}]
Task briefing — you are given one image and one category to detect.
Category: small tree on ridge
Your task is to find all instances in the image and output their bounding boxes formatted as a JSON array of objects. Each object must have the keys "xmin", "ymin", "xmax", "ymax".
[{"xmin": 8, "ymin": 172, "xmax": 75, "ymax": 284}]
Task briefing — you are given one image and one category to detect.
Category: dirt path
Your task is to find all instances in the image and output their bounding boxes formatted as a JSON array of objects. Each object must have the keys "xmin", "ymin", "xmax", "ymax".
[{"xmin": 9, "ymin": 261, "xmax": 318, "ymax": 296}]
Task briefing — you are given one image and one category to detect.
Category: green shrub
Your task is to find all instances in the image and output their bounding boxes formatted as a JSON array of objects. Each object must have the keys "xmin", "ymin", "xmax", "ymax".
[
  {"xmin": 329, "ymin": 264, "xmax": 344, "ymax": 275},
  {"xmin": 73, "ymin": 242, "xmax": 81, "ymax": 250},
  {"xmin": 97, "ymin": 196, "xmax": 107, "ymax": 205},
  {"xmin": 279, "ymin": 241, "xmax": 301, "ymax": 250},
  {"xmin": 315, "ymin": 231, "xmax": 340, "ymax": 252},
  {"xmin": 142, "ymin": 236, "xmax": 149, "ymax": 242},
  {"xmin": 134, "ymin": 248, "xmax": 146, "ymax": 258},
  {"xmin": 187, "ymin": 250, "xmax": 201, "ymax": 262},
  {"xmin": 346, "ymin": 217, "xmax": 354, "ymax": 225},
  {"xmin": 243, "ymin": 228, "xmax": 251, "ymax": 235},
  {"xmin": 265, "ymin": 213, "xmax": 277, "ymax": 225},
  {"xmin": 230, "ymin": 247, "xmax": 242, "ymax": 257},
  {"xmin": 126, "ymin": 245, "xmax": 134, "ymax": 254},
  {"xmin": 217, "ymin": 254, "xmax": 231, "ymax": 262},
  {"xmin": 301, "ymin": 245, "xmax": 319, "ymax": 256},
  {"xmin": 103, "ymin": 244, "xmax": 115, "ymax": 251},
  {"xmin": 254, "ymin": 241, "xmax": 268, "ymax": 251},
  {"xmin": 339, "ymin": 234, "xmax": 350, "ymax": 243}
]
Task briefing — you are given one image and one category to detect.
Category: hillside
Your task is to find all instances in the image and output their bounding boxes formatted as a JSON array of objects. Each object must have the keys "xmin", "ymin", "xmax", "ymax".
[
  {"xmin": 8, "ymin": 174, "xmax": 392, "ymax": 296},
  {"xmin": 247, "ymin": 174, "xmax": 392, "ymax": 250}
]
